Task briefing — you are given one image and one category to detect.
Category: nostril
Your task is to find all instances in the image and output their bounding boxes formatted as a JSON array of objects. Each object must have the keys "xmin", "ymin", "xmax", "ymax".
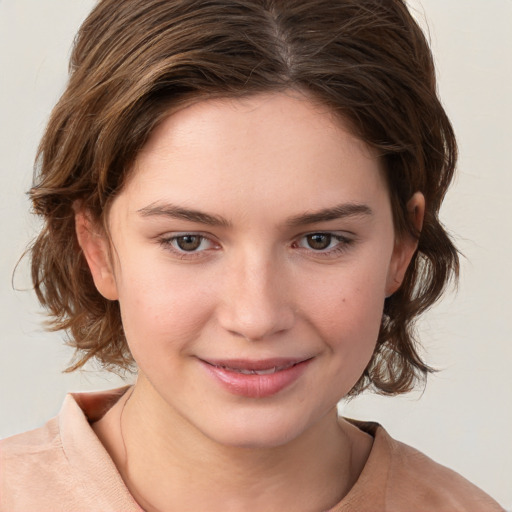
[
  {"xmin": 226, "ymin": 324, "xmax": 292, "ymax": 342},
  {"xmin": 217, "ymin": 272, "xmax": 296, "ymax": 340},
  {"xmin": 227, "ymin": 330, "xmax": 265, "ymax": 342}
]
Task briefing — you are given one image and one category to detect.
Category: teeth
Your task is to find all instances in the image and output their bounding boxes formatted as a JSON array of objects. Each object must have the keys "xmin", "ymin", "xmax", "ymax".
[
  {"xmin": 233, "ymin": 367, "xmax": 279, "ymax": 375},
  {"xmin": 215, "ymin": 365, "xmax": 284, "ymax": 375},
  {"xmin": 253, "ymin": 367, "xmax": 278, "ymax": 375}
]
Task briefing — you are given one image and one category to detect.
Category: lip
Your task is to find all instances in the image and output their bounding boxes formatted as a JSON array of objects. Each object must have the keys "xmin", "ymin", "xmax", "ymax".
[{"xmin": 199, "ymin": 357, "xmax": 313, "ymax": 398}]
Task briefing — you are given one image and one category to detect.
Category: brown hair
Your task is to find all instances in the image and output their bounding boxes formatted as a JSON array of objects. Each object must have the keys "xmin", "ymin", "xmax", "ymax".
[{"xmin": 30, "ymin": 0, "xmax": 459, "ymax": 395}]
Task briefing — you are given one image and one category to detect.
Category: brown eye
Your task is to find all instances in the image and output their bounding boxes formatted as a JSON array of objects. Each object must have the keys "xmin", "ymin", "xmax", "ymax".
[
  {"xmin": 306, "ymin": 233, "xmax": 332, "ymax": 250},
  {"xmin": 175, "ymin": 235, "xmax": 203, "ymax": 251}
]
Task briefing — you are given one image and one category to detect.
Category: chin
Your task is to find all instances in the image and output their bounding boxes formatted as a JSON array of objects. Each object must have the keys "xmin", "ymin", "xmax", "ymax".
[
  {"xmin": 209, "ymin": 425, "xmax": 302, "ymax": 450},
  {"xmin": 198, "ymin": 406, "xmax": 328, "ymax": 450}
]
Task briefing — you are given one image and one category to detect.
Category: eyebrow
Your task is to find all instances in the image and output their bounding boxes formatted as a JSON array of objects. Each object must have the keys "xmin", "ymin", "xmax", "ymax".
[
  {"xmin": 137, "ymin": 201, "xmax": 373, "ymax": 228},
  {"xmin": 137, "ymin": 203, "xmax": 231, "ymax": 227},
  {"xmin": 286, "ymin": 203, "xmax": 373, "ymax": 226}
]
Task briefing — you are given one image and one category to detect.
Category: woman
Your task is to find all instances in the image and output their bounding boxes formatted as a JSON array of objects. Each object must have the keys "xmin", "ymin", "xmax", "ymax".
[{"xmin": 0, "ymin": 0, "xmax": 505, "ymax": 510}]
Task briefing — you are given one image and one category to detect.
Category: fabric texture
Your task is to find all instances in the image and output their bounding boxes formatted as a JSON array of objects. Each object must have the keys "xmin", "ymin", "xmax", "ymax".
[{"xmin": 0, "ymin": 389, "xmax": 504, "ymax": 512}]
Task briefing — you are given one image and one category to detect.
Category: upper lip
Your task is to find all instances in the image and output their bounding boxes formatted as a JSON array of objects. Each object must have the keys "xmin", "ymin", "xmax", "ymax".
[{"xmin": 199, "ymin": 357, "xmax": 312, "ymax": 371}]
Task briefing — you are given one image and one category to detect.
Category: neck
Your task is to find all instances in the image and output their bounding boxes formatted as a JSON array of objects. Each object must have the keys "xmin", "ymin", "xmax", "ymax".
[{"xmin": 94, "ymin": 379, "xmax": 371, "ymax": 512}]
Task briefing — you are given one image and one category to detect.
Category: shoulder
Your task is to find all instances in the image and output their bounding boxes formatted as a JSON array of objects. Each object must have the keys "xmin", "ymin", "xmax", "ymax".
[
  {"xmin": 0, "ymin": 389, "xmax": 140, "ymax": 512},
  {"xmin": 0, "ymin": 416, "xmax": 77, "ymax": 511},
  {"xmin": 1, "ymin": 415, "xmax": 61, "ymax": 455},
  {"xmin": 338, "ymin": 420, "xmax": 505, "ymax": 512},
  {"xmin": 385, "ymin": 432, "xmax": 503, "ymax": 511}
]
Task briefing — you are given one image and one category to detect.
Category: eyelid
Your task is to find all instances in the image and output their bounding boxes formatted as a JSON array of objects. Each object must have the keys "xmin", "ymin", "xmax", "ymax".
[
  {"xmin": 294, "ymin": 229, "xmax": 355, "ymax": 243},
  {"xmin": 292, "ymin": 231, "xmax": 356, "ymax": 257},
  {"xmin": 157, "ymin": 232, "xmax": 221, "ymax": 258}
]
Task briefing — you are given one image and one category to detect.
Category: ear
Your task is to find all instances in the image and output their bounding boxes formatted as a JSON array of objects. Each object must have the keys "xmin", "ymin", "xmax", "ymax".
[
  {"xmin": 74, "ymin": 208, "xmax": 119, "ymax": 301},
  {"xmin": 385, "ymin": 192, "xmax": 425, "ymax": 297}
]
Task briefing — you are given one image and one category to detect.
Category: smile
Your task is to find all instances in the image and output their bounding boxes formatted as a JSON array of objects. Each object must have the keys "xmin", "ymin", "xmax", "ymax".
[
  {"xmin": 210, "ymin": 361, "xmax": 299, "ymax": 375},
  {"xmin": 199, "ymin": 357, "xmax": 313, "ymax": 398}
]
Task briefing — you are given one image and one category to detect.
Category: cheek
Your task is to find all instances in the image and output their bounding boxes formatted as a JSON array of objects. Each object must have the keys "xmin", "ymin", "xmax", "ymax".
[
  {"xmin": 114, "ymin": 257, "xmax": 216, "ymax": 362},
  {"xmin": 303, "ymin": 262, "xmax": 387, "ymax": 361}
]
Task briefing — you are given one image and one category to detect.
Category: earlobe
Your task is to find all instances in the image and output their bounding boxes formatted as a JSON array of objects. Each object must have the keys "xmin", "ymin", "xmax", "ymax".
[
  {"xmin": 385, "ymin": 192, "xmax": 425, "ymax": 297},
  {"xmin": 74, "ymin": 209, "xmax": 119, "ymax": 301}
]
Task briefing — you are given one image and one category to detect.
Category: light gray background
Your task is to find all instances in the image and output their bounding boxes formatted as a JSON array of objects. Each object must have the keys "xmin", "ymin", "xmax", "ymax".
[{"xmin": 1, "ymin": 0, "xmax": 511, "ymax": 508}]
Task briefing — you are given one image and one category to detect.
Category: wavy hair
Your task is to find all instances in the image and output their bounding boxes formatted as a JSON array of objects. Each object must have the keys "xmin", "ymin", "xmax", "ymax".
[{"xmin": 30, "ymin": 0, "xmax": 459, "ymax": 395}]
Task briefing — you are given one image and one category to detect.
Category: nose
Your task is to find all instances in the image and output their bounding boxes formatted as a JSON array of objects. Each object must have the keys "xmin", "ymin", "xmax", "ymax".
[{"xmin": 217, "ymin": 251, "xmax": 296, "ymax": 341}]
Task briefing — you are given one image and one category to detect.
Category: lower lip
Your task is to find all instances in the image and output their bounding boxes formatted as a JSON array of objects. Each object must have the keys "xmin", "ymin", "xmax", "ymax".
[{"xmin": 201, "ymin": 360, "xmax": 312, "ymax": 398}]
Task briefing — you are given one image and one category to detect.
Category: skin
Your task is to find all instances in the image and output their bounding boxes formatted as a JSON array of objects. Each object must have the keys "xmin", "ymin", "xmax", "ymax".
[{"xmin": 77, "ymin": 91, "xmax": 424, "ymax": 512}]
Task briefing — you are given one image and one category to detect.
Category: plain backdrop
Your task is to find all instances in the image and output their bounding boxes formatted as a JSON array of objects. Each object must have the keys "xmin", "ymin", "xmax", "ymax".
[{"xmin": 1, "ymin": 0, "xmax": 511, "ymax": 508}]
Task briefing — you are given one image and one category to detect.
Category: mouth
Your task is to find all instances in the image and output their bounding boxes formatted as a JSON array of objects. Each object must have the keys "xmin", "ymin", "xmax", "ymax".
[
  {"xmin": 203, "ymin": 358, "xmax": 309, "ymax": 373},
  {"xmin": 199, "ymin": 357, "xmax": 313, "ymax": 398}
]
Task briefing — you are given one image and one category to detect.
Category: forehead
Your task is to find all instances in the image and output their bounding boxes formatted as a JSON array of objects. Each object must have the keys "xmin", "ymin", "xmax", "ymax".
[
  {"xmin": 114, "ymin": 91, "xmax": 388, "ymax": 222},
  {"xmin": 139, "ymin": 91, "xmax": 372, "ymax": 164}
]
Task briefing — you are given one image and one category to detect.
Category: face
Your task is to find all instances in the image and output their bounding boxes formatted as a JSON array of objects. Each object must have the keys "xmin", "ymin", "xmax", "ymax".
[{"xmin": 80, "ymin": 92, "xmax": 418, "ymax": 448}]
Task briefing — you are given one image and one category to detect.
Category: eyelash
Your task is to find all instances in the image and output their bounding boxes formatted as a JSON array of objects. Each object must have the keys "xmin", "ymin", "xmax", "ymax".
[
  {"xmin": 157, "ymin": 232, "xmax": 355, "ymax": 260},
  {"xmin": 158, "ymin": 233, "xmax": 219, "ymax": 259},
  {"xmin": 292, "ymin": 233, "xmax": 355, "ymax": 258}
]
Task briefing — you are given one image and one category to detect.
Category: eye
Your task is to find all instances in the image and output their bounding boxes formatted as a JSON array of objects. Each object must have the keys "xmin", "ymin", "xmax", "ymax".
[
  {"xmin": 304, "ymin": 233, "xmax": 334, "ymax": 250},
  {"xmin": 159, "ymin": 233, "xmax": 219, "ymax": 256},
  {"xmin": 174, "ymin": 234, "xmax": 205, "ymax": 252},
  {"xmin": 293, "ymin": 232, "xmax": 354, "ymax": 256}
]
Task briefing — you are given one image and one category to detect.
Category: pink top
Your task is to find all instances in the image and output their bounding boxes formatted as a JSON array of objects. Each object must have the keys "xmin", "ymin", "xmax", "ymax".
[{"xmin": 0, "ymin": 389, "xmax": 504, "ymax": 511}]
